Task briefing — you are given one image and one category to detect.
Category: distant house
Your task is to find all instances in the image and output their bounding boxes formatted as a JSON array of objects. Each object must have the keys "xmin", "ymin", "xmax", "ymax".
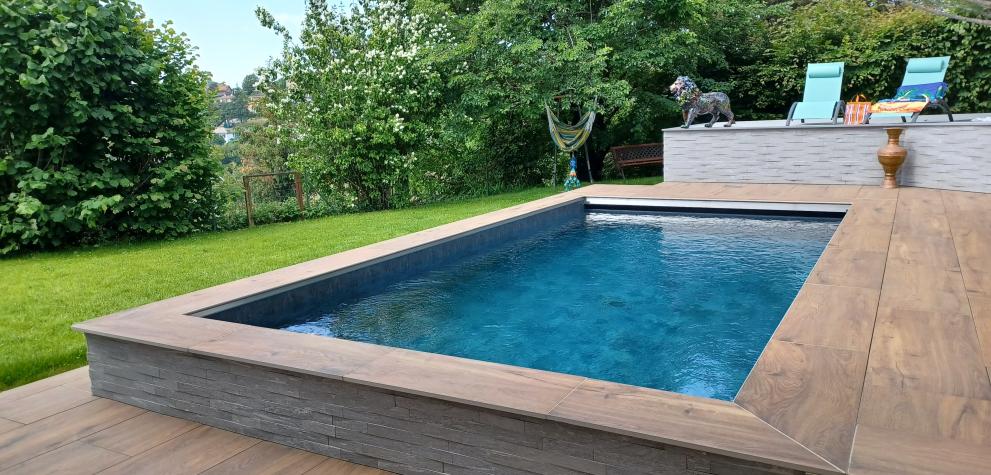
[
  {"xmin": 217, "ymin": 85, "xmax": 234, "ymax": 103},
  {"xmin": 209, "ymin": 82, "xmax": 234, "ymax": 104},
  {"xmin": 212, "ymin": 125, "xmax": 235, "ymax": 143}
]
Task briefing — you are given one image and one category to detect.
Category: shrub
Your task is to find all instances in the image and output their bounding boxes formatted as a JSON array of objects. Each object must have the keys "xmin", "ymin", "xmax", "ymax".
[
  {"xmin": 250, "ymin": 199, "xmax": 303, "ymax": 226},
  {"xmin": 735, "ymin": 0, "xmax": 991, "ymax": 117},
  {"xmin": 0, "ymin": 0, "xmax": 217, "ymax": 254}
]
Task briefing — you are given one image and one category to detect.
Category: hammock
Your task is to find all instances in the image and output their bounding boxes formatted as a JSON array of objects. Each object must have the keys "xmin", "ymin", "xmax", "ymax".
[
  {"xmin": 545, "ymin": 103, "xmax": 596, "ymax": 190},
  {"xmin": 545, "ymin": 103, "xmax": 596, "ymax": 153}
]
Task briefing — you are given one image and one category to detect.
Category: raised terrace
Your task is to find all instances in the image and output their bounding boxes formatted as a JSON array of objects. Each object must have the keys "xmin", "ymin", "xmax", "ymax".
[
  {"xmin": 32, "ymin": 182, "xmax": 990, "ymax": 475},
  {"xmin": 664, "ymin": 114, "xmax": 991, "ymax": 192}
]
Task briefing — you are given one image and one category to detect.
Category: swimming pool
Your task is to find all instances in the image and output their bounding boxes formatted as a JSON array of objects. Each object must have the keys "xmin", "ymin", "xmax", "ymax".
[
  {"xmin": 77, "ymin": 192, "xmax": 857, "ymax": 474},
  {"xmin": 276, "ymin": 210, "xmax": 839, "ymax": 400}
]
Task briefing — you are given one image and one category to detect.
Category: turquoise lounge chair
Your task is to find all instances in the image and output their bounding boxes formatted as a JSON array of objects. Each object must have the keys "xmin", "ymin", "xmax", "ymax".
[
  {"xmin": 786, "ymin": 62, "xmax": 845, "ymax": 126},
  {"xmin": 865, "ymin": 56, "xmax": 953, "ymax": 124}
]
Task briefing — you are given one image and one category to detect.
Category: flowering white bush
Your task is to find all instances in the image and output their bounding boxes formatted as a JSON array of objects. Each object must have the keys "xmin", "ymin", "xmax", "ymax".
[{"xmin": 257, "ymin": 0, "xmax": 454, "ymax": 209}]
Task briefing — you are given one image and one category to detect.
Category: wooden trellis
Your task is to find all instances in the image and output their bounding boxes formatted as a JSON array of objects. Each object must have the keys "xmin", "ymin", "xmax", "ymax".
[{"xmin": 243, "ymin": 171, "xmax": 304, "ymax": 227}]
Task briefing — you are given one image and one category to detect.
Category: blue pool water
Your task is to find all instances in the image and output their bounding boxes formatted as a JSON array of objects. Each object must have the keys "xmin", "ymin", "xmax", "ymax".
[{"xmin": 283, "ymin": 211, "xmax": 838, "ymax": 400}]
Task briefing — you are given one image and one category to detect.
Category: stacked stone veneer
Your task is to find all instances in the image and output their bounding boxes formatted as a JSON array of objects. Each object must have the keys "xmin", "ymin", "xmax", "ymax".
[
  {"xmin": 87, "ymin": 335, "xmax": 802, "ymax": 475},
  {"xmin": 663, "ymin": 122, "xmax": 991, "ymax": 193}
]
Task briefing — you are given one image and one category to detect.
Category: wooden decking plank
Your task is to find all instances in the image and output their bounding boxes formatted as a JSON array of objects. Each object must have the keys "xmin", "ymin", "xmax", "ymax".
[
  {"xmin": 606, "ymin": 181, "xmax": 720, "ymax": 199},
  {"xmin": 865, "ymin": 307, "xmax": 991, "ymax": 400},
  {"xmin": 0, "ymin": 441, "xmax": 128, "ymax": 475},
  {"xmin": 806, "ymin": 246, "xmax": 887, "ymax": 289},
  {"xmin": 841, "ymin": 199, "xmax": 897, "ymax": 227},
  {"xmin": 825, "ymin": 184, "xmax": 868, "ymax": 202},
  {"xmin": 709, "ymin": 183, "xmax": 794, "ymax": 201},
  {"xmin": 672, "ymin": 182, "xmax": 734, "ymax": 198},
  {"xmin": 828, "ymin": 224, "xmax": 892, "ymax": 253},
  {"xmin": 0, "ymin": 420, "xmax": 20, "ymax": 438},
  {"xmin": 0, "ymin": 368, "xmax": 89, "ymax": 405},
  {"xmin": 896, "ymin": 187, "xmax": 947, "ymax": 212},
  {"xmin": 588, "ymin": 182, "xmax": 862, "ymax": 203},
  {"xmin": 888, "ymin": 231, "xmax": 960, "ymax": 271},
  {"xmin": 858, "ymin": 384, "xmax": 991, "ymax": 446},
  {"xmin": 80, "ymin": 411, "xmax": 199, "ymax": 456},
  {"xmin": 736, "ymin": 340, "xmax": 867, "ymax": 471},
  {"xmin": 877, "ymin": 259, "xmax": 970, "ymax": 315},
  {"xmin": 0, "ymin": 399, "xmax": 144, "ymax": 471},
  {"xmin": 734, "ymin": 183, "xmax": 802, "ymax": 201},
  {"xmin": 848, "ymin": 425, "xmax": 991, "ymax": 475},
  {"xmin": 945, "ymin": 212, "xmax": 991, "ymax": 238},
  {"xmin": 97, "ymin": 425, "xmax": 259, "ymax": 475},
  {"xmin": 891, "ymin": 206, "xmax": 953, "ymax": 238},
  {"xmin": 0, "ymin": 383, "xmax": 97, "ymax": 424},
  {"xmin": 548, "ymin": 379, "xmax": 840, "ymax": 473},
  {"xmin": 941, "ymin": 189, "xmax": 991, "ymax": 213},
  {"xmin": 970, "ymin": 295, "xmax": 991, "ymax": 368},
  {"xmin": 961, "ymin": 264, "xmax": 991, "ymax": 298},
  {"xmin": 947, "ymin": 224, "xmax": 991, "ymax": 296},
  {"xmin": 856, "ymin": 186, "xmax": 898, "ymax": 200},
  {"xmin": 304, "ymin": 458, "xmax": 388, "ymax": 474},
  {"xmin": 772, "ymin": 284, "xmax": 879, "ymax": 351},
  {"xmin": 201, "ymin": 441, "xmax": 328, "ymax": 475},
  {"xmin": 759, "ymin": 184, "xmax": 859, "ymax": 203}
]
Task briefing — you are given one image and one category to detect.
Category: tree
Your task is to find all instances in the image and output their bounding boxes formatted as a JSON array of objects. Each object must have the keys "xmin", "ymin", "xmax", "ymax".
[
  {"xmin": 241, "ymin": 73, "xmax": 259, "ymax": 96},
  {"xmin": 0, "ymin": 0, "xmax": 218, "ymax": 253},
  {"xmin": 431, "ymin": 0, "xmax": 769, "ymax": 184},
  {"xmin": 257, "ymin": 0, "xmax": 454, "ymax": 209},
  {"xmin": 236, "ymin": 118, "xmax": 291, "ymax": 174}
]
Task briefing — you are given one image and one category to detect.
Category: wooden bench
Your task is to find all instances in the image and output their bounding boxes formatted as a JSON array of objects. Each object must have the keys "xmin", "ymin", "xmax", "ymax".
[{"xmin": 610, "ymin": 143, "xmax": 663, "ymax": 179}]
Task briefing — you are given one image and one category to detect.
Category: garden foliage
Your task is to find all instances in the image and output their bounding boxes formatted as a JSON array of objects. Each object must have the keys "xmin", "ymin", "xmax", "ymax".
[
  {"xmin": 257, "ymin": 0, "xmax": 456, "ymax": 210},
  {"xmin": 0, "ymin": 0, "xmax": 215, "ymax": 254},
  {"xmin": 255, "ymin": 0, "xmax": 771, "ymax": 210},
  {"xmin": 2, "ymin": 0, "xmax": 989, "ymax": 250},
  {"xmin": 736, "ymin": 0, "xmax": 991, "ymax": 117},
  {"xmin": 255, "ymin": 0, "xmax": 988, "ymax": 212}
]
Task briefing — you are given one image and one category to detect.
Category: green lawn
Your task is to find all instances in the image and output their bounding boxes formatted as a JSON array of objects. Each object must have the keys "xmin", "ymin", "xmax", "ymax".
[{"xmin": 0, "ymin": 177, "xmax": 661, "ymax": 390}]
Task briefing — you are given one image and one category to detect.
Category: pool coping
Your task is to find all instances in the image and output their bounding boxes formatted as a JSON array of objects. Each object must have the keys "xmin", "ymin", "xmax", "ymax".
[{"xmin": 72, "ymin": 186, "xmax": 884, "ymax": 474}]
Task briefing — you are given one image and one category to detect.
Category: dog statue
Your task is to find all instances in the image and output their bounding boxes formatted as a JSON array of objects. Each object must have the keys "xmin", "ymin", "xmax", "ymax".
[{"xmin": 669, "ymin": 76, "xmax": 735, "ymax": 129}]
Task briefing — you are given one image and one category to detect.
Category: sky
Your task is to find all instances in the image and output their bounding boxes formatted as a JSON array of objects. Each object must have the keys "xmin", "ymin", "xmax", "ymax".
[{"xmin": 138, "ymin": 0, "xmax": 307, "ymax": 86}]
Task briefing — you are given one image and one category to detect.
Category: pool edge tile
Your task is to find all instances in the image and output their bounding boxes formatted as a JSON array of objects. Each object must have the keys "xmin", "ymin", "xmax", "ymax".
[
  {"xmin": 187, "ymin": 326, "xmax": 395, "ymax": 381},
  {"xmin": 547, "ymin": 379, "xmax": 842, "ymax": 474},
  {"xmin": 736, "ymin": 340, "xmax": 868, "ymax": 472},
  {"xmin": 341, "ymin": 348, "xmax": 586, "ymax": 419},
  {"xmin": 72, "ymin": 314, "xmax": 242, "ymax": 352}
]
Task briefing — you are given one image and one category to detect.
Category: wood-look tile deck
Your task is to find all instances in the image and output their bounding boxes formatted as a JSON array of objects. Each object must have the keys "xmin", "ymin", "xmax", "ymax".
[
  {"xmin": 0, "ymin": 368, "xmax": 386, "ymax": 475},
  {"xmin": 8, "ymin": 182, "xmax": 991, "ymax": 474}
]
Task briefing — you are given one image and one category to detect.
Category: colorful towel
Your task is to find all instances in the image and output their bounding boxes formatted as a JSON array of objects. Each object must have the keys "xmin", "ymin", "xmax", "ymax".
[
  {"xmin": 870, "ymin": 82, "xmax": 948, "ymax": 114},
  {"xmin": 870, "ymin": 100, "xmax": 929, "ymax": 114}
]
